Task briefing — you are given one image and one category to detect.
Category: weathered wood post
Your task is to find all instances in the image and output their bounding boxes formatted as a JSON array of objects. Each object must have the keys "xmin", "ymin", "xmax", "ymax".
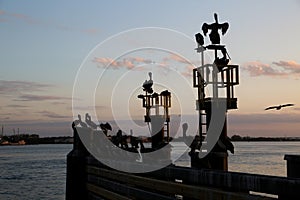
[
  {"xmin": 66, "ymin": 122, "xmax": 89, "ymax": 200},
  {"xmin": 278, "ymin": 154, "xmax": 300, "ymax": 199},
  {"xmin": 284, "ymin": 154, "xmax": 300, "ymax": 178}
]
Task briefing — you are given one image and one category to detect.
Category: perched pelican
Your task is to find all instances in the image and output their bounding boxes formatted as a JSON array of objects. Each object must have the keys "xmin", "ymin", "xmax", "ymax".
[
  {"xmin": 142, "ymin": 72, "xmax": 153, "ymax": 93},
  {"xmin": 265, "ymin": 103, "xmax": 294, "ymax": 110},
  {"xmin": 182, "ymin": 123, "xmax": 193, "ymax": 147},
  {"xmin": 99, "ymin": 122, "xmax": 112, "ymax": 136},
  {"xmin": 136, "ymin": 143, "xmax": 143, "ymax": 163},
  {"xmin": 77, "ymin": 114, "xmax": 87, "ymax": 128},
  {"xmin": 217, "ymin": 136, "xmax": 234, "ymax": 154},
  {"xmin": 85, "ymin": 113, "xmax": 97, "ymax": 129},
  {"xmin": 195, "ymin": 32, "xmax": 204, "ymax": 46},
  {"xmin": 202, "ymin": 13, "xmax": 229, "ymax": 44}
]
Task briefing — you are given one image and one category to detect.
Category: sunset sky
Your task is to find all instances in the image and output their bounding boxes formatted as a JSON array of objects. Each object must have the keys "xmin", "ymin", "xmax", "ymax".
[{"xmin": 1, "ymin": 1, "xmax": 300, "ymax": 137}]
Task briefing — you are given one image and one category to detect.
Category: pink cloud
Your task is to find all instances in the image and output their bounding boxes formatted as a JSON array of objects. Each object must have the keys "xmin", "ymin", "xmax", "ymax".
[
  {"xmin": 272, "ymin": 60, "xmax": 300, "ymax": 73},
  {"xmin": 93, "ymin": 56, "xmax": 154, "ymax": 70},
  {"xmin": 243, "ymin": 60, "xmax": 300, "ymax": 78},
  {"xmin": 129, "ymin": 57, "xmax": 152, "ymax": 64},
  {"xmin": 242, "ymin": 61, "xmax": 287, "ymax": 77}
]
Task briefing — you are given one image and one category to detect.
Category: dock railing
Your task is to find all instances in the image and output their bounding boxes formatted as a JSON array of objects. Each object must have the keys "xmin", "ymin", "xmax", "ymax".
[
  {"xmin": 66, "ymin": 127, "xmax": 300, "ymax": 200},
  {"xmin": 83, "ymin": 155, "xmax": 300, "ymax": 200}
]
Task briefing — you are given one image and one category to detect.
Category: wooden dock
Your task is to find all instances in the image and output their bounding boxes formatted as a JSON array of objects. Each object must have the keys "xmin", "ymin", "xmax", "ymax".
[{"xmin": 66, "ymin": 130, "xmax": 300, "ymax": 200}]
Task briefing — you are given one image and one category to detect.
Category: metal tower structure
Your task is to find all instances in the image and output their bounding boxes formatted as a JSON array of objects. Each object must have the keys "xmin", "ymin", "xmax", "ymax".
[
  {"xmin": 138, "ymin": 72, "xmax": 171, "ymax": 149},
  {"xmin": 191, "ymin": 13, "xmax": 239, "ymax": 170}
]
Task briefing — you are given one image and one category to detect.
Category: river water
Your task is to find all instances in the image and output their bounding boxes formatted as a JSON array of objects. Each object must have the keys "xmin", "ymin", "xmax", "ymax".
[{"xmin": 0, "ymin": 142, "xmax": 299, "ymax": 199}]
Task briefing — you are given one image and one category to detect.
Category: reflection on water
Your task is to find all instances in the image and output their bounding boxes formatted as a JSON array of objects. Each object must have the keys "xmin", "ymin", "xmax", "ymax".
[
  {"xmin": 171, "ymin": 141, "xmax": 300, "ymax": 177},
  {"xmin": 0, "ymin": 142, "xmax": 299, "ymax": 199},
  {"xmin": 229, "ymin": 142, "xmax": 300, "ymax": 176}
]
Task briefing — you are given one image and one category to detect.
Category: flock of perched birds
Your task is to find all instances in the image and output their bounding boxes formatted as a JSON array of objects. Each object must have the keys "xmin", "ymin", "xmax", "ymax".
[
  {"xmin": 71, "ymin": 102, "xmax": 295, "ymax": 157},
  {"xmin": 73, "ymin": 113, "xmax": 112, "ymax": 135}
]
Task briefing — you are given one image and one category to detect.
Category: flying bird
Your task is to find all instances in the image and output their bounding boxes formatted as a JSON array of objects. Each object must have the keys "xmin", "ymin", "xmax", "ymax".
[{"xmin": 265, "ymin": 103, "xmax": 295, "ymax": 110}]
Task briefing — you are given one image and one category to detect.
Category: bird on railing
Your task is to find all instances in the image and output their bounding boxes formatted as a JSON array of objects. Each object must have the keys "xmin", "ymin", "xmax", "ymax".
[
  {"xmin": 217, "ymin": 136, "xmax": 234, "ymax": 154},
  {"xmin": 73, "ymin": 114, "xmax": 88, "ymax": 128},
  {"xmin": 182, "ymin": 123, "xmax": 194, "ymax": 147},
  {"xmin": 99, "ymin": 122, "xmax": 112, "ymax": 136},
  {"xmin": 265, "ymin": 104, "xmax": 295, "ymax": 111},
  {"xmin": 85, "ymin": 113, "xmax": 98, "ymax": 129}
]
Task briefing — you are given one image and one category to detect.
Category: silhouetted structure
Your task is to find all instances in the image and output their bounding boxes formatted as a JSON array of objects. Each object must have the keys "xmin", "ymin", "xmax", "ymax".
[
  {"xmin": 138, "ymin": 73, "xmax": 171, "ymax": 149},
  {"xmin": 192, "ymin": 13, "xmax": 239, "ymax": 171},
  {"xmin": 196, "ymin": 13, "xmax": 231, "ymax": 71},
  {"xmin": 66, "ymin": 14, "xmax": 300, "ymax": 200}
]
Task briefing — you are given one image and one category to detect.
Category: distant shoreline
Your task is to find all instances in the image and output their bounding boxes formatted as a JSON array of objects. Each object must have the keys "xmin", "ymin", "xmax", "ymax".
[
  {"xmin": 2, "ymin": 134, "xmax": 300, "ymax": 146},
  {"xmin": 230, "ymin": 135, "xmax": 300, "ymax": 142},
  {"xmin": 173, "ymin": 135, "xmax": 300, "ymax": 142},
  {"xmin": 0, "ymin": 135, "xmax": 73, "ymax": 145}
]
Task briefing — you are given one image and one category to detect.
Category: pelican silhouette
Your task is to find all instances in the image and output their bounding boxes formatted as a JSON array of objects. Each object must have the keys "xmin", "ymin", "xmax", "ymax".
[
  {"xmin": 265, "ymin": 104, "xmax": 294, "ymax": 110},
  {"xmin": 99, "ymin": 122, "xmax": 112, "ymax": 136},
  {"xmin": 182, "ymin": 123, "xmax": 194, "ymax": 147},
  {"xmin": 142, "ymin": 72, "xmax": 153, "ymax": 94},
  {"xmin": 202, "ymin": 13, "xmax": 229, "ymax": 44},
  {"xmin": 85, "ymin": 113, "xmax": 97, "ymax": 129},
  {"xmin": 136, "ymin": 143, "xmax": 143, "ymax": 163},
  {"xmin": 217, "ymin": 136, "xmax": 234, "ymax": 154},
  {"xmin": 77, "ymin": 114, "xmax": 87, "ymax": 128}
]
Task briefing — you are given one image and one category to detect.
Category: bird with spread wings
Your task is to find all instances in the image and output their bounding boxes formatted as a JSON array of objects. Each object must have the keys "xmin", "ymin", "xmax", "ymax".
[{"xmin": 265, "ymin": 103, "xmax": 295, "ymax": 110}]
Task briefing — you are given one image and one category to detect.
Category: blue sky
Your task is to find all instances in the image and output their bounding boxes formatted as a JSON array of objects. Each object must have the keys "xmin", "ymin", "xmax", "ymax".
[{"xmin": 0, "ymin": 1, "xmax": 300, "ymax": 137}]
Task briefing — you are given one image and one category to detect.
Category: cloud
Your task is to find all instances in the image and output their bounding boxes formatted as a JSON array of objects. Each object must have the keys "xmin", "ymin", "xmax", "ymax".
[
  {"xmin": 243, "ymin": 60, "xmax": 300, "ymax": 78},
  {"xmin": 242, "ymin": 61, "xmax": 286, "ymax": 77},
  {"xmin": 272, "ymin": 60, "xmax": 300, "ymax": 74},
  {"xmin": 92, "ymin": 56, "xmax": 154, "ymax": 70},
  {"xmin": 14, "ymin": 94, "xmax": 71, "ymax": 101},
  {"xmin": 0, "ymin": 116, "xmax": 10, "ymax": 120},
  {"xmin": 72, "ymin": 105, "xmax": 108, "ymax": 111},
  {"xmin": 51, "ymin": 102, "xmax": 67, "ymax": 105},
  {"xmin": 0, "ymin": 80, "xmax": 53, "ymax": 95},
  {"xmin": 36, "ymin": 110, "xmax": 70, "ymax": 119},
  {"xmin": 228, "ymin": 112, "xmax": 300, "ymax": 137},
  {"xmin": 229, "ymin": 113, "xmax": 300, "ymax": 124},
  {"xmin": 6, "ymin": 104, "xmax": 28, "ymax": 108}
]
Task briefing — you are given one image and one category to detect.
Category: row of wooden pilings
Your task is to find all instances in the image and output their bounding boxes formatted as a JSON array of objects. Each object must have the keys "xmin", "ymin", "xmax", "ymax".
[{"xmin": 66, "ymin": 129, "xmax": 300, "ymax": 200}]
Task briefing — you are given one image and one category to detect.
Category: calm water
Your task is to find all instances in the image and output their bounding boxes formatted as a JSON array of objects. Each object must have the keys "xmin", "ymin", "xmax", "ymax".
[
  {"xmin": 0, "ymin": 144, "xmax": 72, "ymax": 200},
  {"xmin": 0, "ymin": 142, "xmax": 299, "ymax": 199}
]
